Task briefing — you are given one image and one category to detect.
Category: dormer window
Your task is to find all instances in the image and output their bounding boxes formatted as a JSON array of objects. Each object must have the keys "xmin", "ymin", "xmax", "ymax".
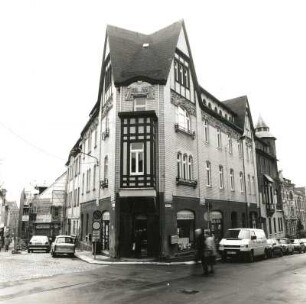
[{"xmin": 174, "ymin": 59, "xmax": 189, "ymax": 89}]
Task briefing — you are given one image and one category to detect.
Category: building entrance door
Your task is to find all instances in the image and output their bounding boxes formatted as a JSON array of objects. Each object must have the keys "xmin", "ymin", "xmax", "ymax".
[{"xmin": 133, "ymin": 215, "xmax": 147, "ymax": 258}]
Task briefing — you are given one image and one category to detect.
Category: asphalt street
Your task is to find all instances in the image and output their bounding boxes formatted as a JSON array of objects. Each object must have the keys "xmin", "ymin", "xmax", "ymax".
[{"xmin": 1, "ymin": 251, "xmax": 306, "ymax": 304}]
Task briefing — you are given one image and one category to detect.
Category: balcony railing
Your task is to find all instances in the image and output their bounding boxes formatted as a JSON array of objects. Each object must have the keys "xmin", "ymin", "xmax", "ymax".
[
  {"xmin": 174, "ymin": 123, "xmax": 195, "ymax": 139},
  {"xmin": 176, "ymin": 177, "xmax": 197, "ymax": 188},
  {"xmin": 100, "ymin": 178, "xmax": 108, "ymax": 189}
]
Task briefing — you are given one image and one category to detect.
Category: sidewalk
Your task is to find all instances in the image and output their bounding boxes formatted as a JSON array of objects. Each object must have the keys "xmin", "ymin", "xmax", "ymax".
[{"xmin": 75, "ymin": 250, "xmax": 199, "ymax": 265}]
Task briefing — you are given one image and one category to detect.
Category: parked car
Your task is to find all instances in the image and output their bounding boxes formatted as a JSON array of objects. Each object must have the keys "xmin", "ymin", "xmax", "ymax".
[
  {"xmin": 28, "ymin": 235, "xmax": 50, "ymax": 253},
  {"xmin": 291, "ymin": 239, "xmax": 305, "ymax": 253},
  {"xmin": 266, "ymin": 239, "xmax": 283, "ymax": 258},
  {"xmin": 51, "ymin": 235, "xmax": 75, "ymax": 257},
  {"xmin": 218, "ymin": 228, "xmax": 267, "ymax": 262},
  {"xmin": 278, "ymin": 238, "xmax": 294, "ymax": 255}
]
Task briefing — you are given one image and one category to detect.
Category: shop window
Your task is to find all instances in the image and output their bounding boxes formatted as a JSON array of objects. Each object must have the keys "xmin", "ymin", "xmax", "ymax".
[
  {"xmin": 102, "ymin": 212, "xmax": 110, "ymax": 250},
  {"xmin": 177, "ymin": 210, "xmax": 195, "ymax": 251},
  {"xmin": 231, "ymin": 212, "xmax": 237, "ymax": 228}
]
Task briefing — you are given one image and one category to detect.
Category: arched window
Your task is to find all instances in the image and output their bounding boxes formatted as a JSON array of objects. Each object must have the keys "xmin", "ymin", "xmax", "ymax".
[
  {"xmin": 240, "ymin": 172, "xmax": 244, "ymax": 192},
  {"xmin": 228, "ymin": 135, "xmax": 233, "ymax": 154},
  {"xmin": 208, "ymin": 103, "xmax": 212, "ymax": 109},
  {"xmin": 214, "ymin": 106, "xmax": 218, "ymax": 112},
  {"xmin": 219, "ymin": 165, "xmax": 224, "ymax": 189},
  {"xmin": 188, "ymin": 155, "xmax": 193, "ymax": 180},
  {"xmin": 217, "ymin": 127, "xmax": 222, "ymax": 148},
  {"xmin": 206, "ymin": 161, "xmax": 212, "ymax": 186},
  {"xmin": 230, "ymin": 169, "xmax": 235, "ymax": 191},
  {"xmin": 203, "ymin": 120, "xmax": 209, "ymax": 143},
  {"xmin": 177, "ymin": 107, "xmax": 190, "ymax": 131},
  {"xmin": 203, "ymin": 98, "xmax": 207, "ymax": 106},
  {"xmin": 182, "ymin": 154, "xmax": 188, "ymax": 179},
  {"xmin": 177, "ymin": 152, "xmax": 182, "ymax": 178},
  {"xmin": 219, "ymin": 110, "xmax": 222, "ymax": 116}
]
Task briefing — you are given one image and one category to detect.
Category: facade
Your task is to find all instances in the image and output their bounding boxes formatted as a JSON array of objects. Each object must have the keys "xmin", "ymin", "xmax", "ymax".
[
  {"xmin": 0, "ymin": 188, "xmax": 8, "ymax": 238},
  {"xmin": 255, "ymin": 116, "xmax": 285, "ymax": 239},
  {"xmin": 64, "ymin": 20, "xmax": 264, "ymax": 259},
  {"xmin": 294, "ymin": 187, "xmax": 306, "ymax": 236},
  {"xmin": 280, "ymin": 173, "xmax": 298, "ymax": 238},
  {"xmin": 19, "ymin": 174, "xmax": 66, "ymax": 242},
  {"xmin": 6, "ymin": 201, "xmax": 19, "ymax": 239}
]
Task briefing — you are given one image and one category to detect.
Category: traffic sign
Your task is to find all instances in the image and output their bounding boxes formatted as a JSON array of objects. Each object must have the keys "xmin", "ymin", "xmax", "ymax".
[
  {"xmin": 92, "ymin": 221, "xmax": 101, "ymax": 230},
  {"xmin": 92, "ymin": 230, "xmax": 100, "ymax": 241}
]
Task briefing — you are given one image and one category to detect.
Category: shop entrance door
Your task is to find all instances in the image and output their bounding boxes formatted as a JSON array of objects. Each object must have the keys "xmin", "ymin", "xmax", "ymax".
[{"xmin": 133, "ymin": 215, "xmax": 147, "ymax": 258}]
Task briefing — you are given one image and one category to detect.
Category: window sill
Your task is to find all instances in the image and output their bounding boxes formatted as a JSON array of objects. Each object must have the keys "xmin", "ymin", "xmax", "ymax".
[
  {"xmin": 174, "ymin": 124, "xmax": 195, "ymax": 139},
  {"xmin": 176, "ymin": 177, "xmax": 197, "ymax": 188}
]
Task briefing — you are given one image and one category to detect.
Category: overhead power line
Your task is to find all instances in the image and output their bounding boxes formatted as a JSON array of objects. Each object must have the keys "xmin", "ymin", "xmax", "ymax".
[{"xmin": 0, "ymin": 121, "xmax": 65, "ymax": 162}]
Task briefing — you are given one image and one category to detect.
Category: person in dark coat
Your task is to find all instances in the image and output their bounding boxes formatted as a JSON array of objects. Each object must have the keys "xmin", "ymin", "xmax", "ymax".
[
  {"xmin": 204, "ymin": 230, "xmax": 217, "ymax": 274},
  {"xmin": 4, "ymin": 236, "xmax": 10, "ymax": 252},
  {"xmin": 195, "ymin": 228, "xmax": 209, "ymax": 275}
]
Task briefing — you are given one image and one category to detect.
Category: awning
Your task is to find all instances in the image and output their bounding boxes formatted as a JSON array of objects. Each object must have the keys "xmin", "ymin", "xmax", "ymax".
[
  {"xmin": 264, "ymin": 174, "xmax": 274, "ymax": 183},
  {"xmin": 177, "ymin": 210, "xmax": 194, "ymax": 220}
]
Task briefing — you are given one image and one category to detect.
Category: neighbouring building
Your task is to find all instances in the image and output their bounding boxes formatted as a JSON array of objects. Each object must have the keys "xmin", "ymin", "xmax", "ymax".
[
  {"xmin": 19, "ymin": 174, "xmax": 66, "ymax": 242},
  {"xmin": 294, "ymin": 187, "xmax": 306, "ymax": 236},
  {"xmin": 255, "ymin": 116, "xmax": 285, "ymax": 239},
  {"xmin": 0, "ymin": 188, "xmax": 8, "ymax": 238},
  {"xmin": 6, "ymin": 201, "xmax": 19, "ymax": 239},
  {"xmin": 64, "ymin": 20, "xmax": 263, "ymax": 259},
  {"xmin": 280, "ymin": 172, "xmax": 298, "ymax": 238}
]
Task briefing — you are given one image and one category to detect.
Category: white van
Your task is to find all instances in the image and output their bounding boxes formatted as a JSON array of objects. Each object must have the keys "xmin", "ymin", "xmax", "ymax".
[{"xmin": 218, "ymin": 228, "xmax": 267, "ymax": 262}]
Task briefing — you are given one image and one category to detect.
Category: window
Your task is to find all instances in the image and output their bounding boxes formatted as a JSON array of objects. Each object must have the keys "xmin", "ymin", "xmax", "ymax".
[
  {"xmin": 240, "ymin": 172, "xmax": 244, "ymax": 192},
  {"xmin": 174, "ymin": 59, "xmax": 190, "ymax": 89},
  {"xmin": 217, "ymin": 127, "xmax": 222, "ymax": 149},
  {"xmin": 94, "ymin": 128, "xmax": 98, "ymax": 148},
  {"xmin": 104, "ymin": 59, "xmax": 112, "ymax": 101},
  {"xmin": 134, "ymin": 98, "xmax": 146, "ymax": 111},
  {"xmin": 252, "ymin": 176, "xmax": 255, "ymax": 195},
  {"xmin": 77, "ymin": 187, "xmax": 80, "ymax": 206},
  {"xmin": 188, "ymin": 155, "xmax": 193, "ymax": 180},
  {"xmin": 238, "ymin": 141, "xmax": 242, "ymax": 158},
  {"xmin": 86, "ymin": 169, "xmax": 91, "ymax": 192},
  {"xmin": 130, "ymin": 142, "xmax": 144, "ymax": 175},
  {"xmin": 93, "ymin": 165, "xmax": 96, "ymax": 190},
  {"xmin": 177, "ymin": 153, "xmax": 182, "ymax": 178},
  {"xmin": 87, "ymin": 131, "xmax": 92, "ymax": 154},
  {"xmin": 273, "ymin": 218, "xmax": 277, "ymax": 233},
  {"xmin": 230, "ymin": 169, "xmax": 235, "ymax": 191},
  {"xmin": 219, "ymin": 165, "xmax": 224, "ymax": 189},
  {"xmin": 177, "ymin": 106, "xmax": 190, "ymax": 131},
  {"xmin": 182, "ymin": 154, "xmax": 187, "ymax": 179},
  {"xmin": 250, "ymin": 146, "xmax": 253, "ymax": 163},
  {"xmin": 246, "ymin": 145, "xmax": 249, "ymax": 161},
  {"xmin": 104, "ymin": 156, "xmax": 108, "ymax": 180},
  {"xmin": 203, "ymin": 120, "xmax": 209, "ymax": 143},
  {"xmin": 268, "ymin": 218, "xmax": 272, "ymax": 234},
  {"xmin": 206, "ymin": 161, "xmax": 212, "ymax": 186},
  {"xmin": 248, "ymin": 174, "xmax": 251, "ymax": 194},
  {"xmin": 82, "ymin": 173, "xmax": 85, "ymax": 195},
  {"xmin": 228, "ymin": 135, "xmax": 233, "ymax": 154}
]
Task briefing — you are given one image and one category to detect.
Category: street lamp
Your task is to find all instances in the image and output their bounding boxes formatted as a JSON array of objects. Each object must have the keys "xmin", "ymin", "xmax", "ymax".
[{"xmin": 70, "ymin": 147, "xmax": 99, "ymax": 166}]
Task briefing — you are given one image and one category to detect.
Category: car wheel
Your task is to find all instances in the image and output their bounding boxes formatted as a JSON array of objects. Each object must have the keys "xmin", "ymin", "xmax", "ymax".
[
  {"xmin": 248, "ymin": 251, "xmax": 254, "ymax": 263},
  {"xmin": 28, "ymin": 249, "xmax": 31, "ymax": 253}
]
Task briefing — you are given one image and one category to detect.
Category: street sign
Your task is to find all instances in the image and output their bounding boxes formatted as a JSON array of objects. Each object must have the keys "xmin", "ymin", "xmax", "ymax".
[
  {"xmin": 92, "ymin": 230, "xmax": 100, "ymax": 241},
  {"xmin": 92, "ymin": 221, "xmax": 101, "ymax": 230}
]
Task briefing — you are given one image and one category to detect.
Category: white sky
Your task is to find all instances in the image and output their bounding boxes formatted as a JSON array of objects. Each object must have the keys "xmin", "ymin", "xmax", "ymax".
[{"xmin": 0, "ymin": 0, "xmax": 305, "ymax": 202}]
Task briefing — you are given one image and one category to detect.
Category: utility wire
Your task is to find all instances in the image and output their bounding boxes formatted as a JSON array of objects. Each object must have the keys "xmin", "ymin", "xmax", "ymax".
[{"xmin": 0, "ymin": 121, "xmax": 66, "ymax": 162}]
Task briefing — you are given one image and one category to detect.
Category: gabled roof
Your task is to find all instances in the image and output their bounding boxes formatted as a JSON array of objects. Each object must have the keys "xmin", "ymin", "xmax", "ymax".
[
  {"xmin": 222, "ymin": 96, "xmax": 255, "ymax": 133},
  {"xmin": 107, "ymin": 20, "xmax": 183, "ymax": 86}
]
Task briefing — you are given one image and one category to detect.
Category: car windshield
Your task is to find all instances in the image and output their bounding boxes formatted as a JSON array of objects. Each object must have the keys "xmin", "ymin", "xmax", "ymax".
[
  {"xmin": 57, "ymin": 237, "xmax": 73, "ymax": 244},
  {"xmin": 267, "ymin": 239, "xmax": 274, "ymax": 244},
  {"xmin": 225, "ymin": 229, "xmax": 250, "ymax": 240},
  {"xmin": 279, "ymin": 239, "xmax": 287, "ymax": 244},
  {"xmin": 31, "ymin": 236, "xmax": 48, "ymax": 242}
]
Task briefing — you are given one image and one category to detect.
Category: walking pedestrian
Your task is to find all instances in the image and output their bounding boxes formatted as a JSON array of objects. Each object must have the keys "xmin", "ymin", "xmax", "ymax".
[
  {"xmin": 4, "ymin": 236, "xmax": 10, "ymax": 252},
  {"xmin": 0, "ymin": 236, "xmax": 3, "ymax": 252},
  {"xmin": 204, "ymin": 230, "xmax": 217, "ymax": 274},
  {"xmin": 195, "ymin": 228, "xmax": 209, "ymax": 275}
]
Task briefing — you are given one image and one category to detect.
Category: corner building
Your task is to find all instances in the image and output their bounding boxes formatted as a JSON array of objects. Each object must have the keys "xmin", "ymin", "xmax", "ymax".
[{"xmin": 67, "ymin": 20, "xmax": 259, "ymax": 259}]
